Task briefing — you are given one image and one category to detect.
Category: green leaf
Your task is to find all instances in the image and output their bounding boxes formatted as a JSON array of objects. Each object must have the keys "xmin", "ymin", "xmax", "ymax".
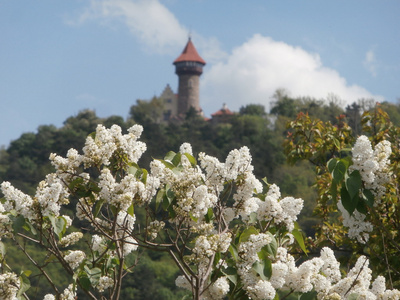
[
  {"xmin": 93, "ymin": 199, "xmax": 105, "ymax": 218},
  {"xmin": 155, "ymin": 188, "xmax": 165, "ymax": 211},
  {"xmin": 78, "ymin": 273, "xmax": 91, "ymax": 291},
  {"xmin": 332, "ymin": 160, "xmax": 347, "ymax": 183},
  {"xmin": 69, "ymin": 177, "xmax": 84, "ymax": 191},
  {"xmin": 331, "ymin": 180, "xmax": 337, "ymax": 202},
  {"xmin": 263, "ymin": 234, "xmax": 278, "ymax": 258},
  {"xmin": 221, "ymin": 267, "xmax": 237, "ymax": 285},
  {"xmin": 341, "ymin": 187, "xmax": 357, "ymax": 215},
  {"xmin": 25, "ymin": 221, "xmax": 37, "ymax": 235},
  {"xmin": 160, "ymin": 159, "xmax": 175, "ymax": 170},
  {"xmin": 183, "ymin": 153, "xmax": 197, "ymax": 167},
  {"xmin": 127, "ymin": 203, "xmax": 134, "ymax": 216},
  {"xmin": 299, "ymin": 291, "xmax": 317, "ymax": 300},
  {"xmin": 356, "ymin": 198, "xmax": 367, "ymax": 214},
  {"xmin": 229, "ymin": 244, "xmax": 238, "ymax": 261},
  {"xmin": 239, "ymin": 226, "xmax": 259, "ymax": 243},
  {"xmin": 141, "ymin": 168, "xmax": 148, "ymax": 184},
  {"xmin": 128, "ymin": 162, "xmax": 140, "ymax": 175},
  {"xmin": 164, "ymin": 187, "xmax": 175, "ymax": 205},
  {"xmin": 292, "ymin": 228, "xmax": 308, "ymax": 254},
  {"xmin": 17, "ymin": 272, "xmax": 31, "ymax": 297},
  {"xmin": 348, "ymin": 293, "xmax": 360, "ymax": 300},
  {"xmin": 346, "ymin": 170, "xmax": 362, "ymax": 199},
  {"xmin": 213, "ymin": 252, "xmax": 221, "ymax": 267},
  {"xmin": 327, "ymin": 158, "xmax": 337, "ymax": 173},
  {"xmin": 11, "ymin": 215, "xmax": 26, "ymax": 232},
  {"xmin": 363, "ymin": 189, "xmax": 374, "ymax": 207},
  {"xmin": 172, "ymin": 153, "xmax": 182, "ymax": 166},
  {"xmin": 164, "ymin": 151, "xmax": 176, "ymax": 161},
  {"xmin": 53, "ymin": 216, "xmax": 67, "ymax": 239},
  {"xmin": 205, "ymin": 207, "xmax": 214, "ymax": 223},
  {"xmin": 252, "ymin": 259, "xmax": 271, "ymax": 280},
  {"xmin": 85, "ymin": 266, "xmax": 102, "ymax": 285},
  {"xmin": 249, "ymin": 212, "xmax": 257, "ymax": 224},
  {"xmin": 333, "ymin": 137, "xmax": 341, "ymax": 149}
]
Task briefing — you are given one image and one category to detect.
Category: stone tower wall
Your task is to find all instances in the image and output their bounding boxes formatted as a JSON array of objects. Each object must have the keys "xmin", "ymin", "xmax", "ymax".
[{"xmin": 177, "ymin": 73, "xmax": 200, "ymax": 115}]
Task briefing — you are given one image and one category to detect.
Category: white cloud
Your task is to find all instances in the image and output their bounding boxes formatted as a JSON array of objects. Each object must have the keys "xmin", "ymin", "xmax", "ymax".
[
  {"xmin": 201, "ymin": 34, "xmax": 381, "ymax": 115},
  {"xmin": 69, "ymin": 0, "xmax": 227, "ymax": 61},
  {"xmin": 70, "ymin": 0, "xmax": 188, "ymax": 54},
  {"xmin": 364, "ymin": 49, "xmax": 377, "ymax": 77}
]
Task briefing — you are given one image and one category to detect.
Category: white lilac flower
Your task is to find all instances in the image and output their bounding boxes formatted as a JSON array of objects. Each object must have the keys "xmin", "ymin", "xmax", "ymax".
[
  {"xmin": 146, "ymin": 220, "xmax": 165, "ymax": 240},
  {"xmin": 320, "ymin": 247, "xmax": 341, "ymax": 283},
  {"xmin": 257, "ymin": 184, "xmax": 303, "ymax": 232},
  {"xmin": 351, "ymin": 136, "xmax": 392, "ymax": 202},
  {"xmin": 62, "ymin": 215, "xmax": 73, "ymax": 228},
  {"xmin": 0, "ymin": 272, "xmax": 19, "ymax": 300},
  {"xmin": 122, "ymin": 236, "xmax": 138, "ymax": 257},
  {"xmin": 337, "ymin": 200, "xmax": 373, "ymax": 243},
  {"xmin": 179, "ymin": 142, "xmax": 193, "ymax": 155},
  {"xmin": 237, "ymin": 233, "xmax": 273, "ymax": 298},
  {"xmin": 91, "ymin": 235, "xmax": 106, "ymax": 253},
  {"xmin": 225, "ymin": 146, "xmax": 253, "ymax": 181},
  {"xmin": 35, "ymin": 174, "xmax": 70, "ymax": 217},
  {"xmin": 208, "ymin": 277, "xmax": 230, "ymax": 299},
  {"xmin": 198, "ymin": 152, "xmax": 225, "ymax": 194},
  {"xmin": 64, "ymin": 250, "xmax": 86, "ymax": 269},
  {"xmin": 0, "ymin": 213, "xmax": 12, "ymax": 240},
  {"xmin": 175, "ymin": 275, "xmax": 191, "ymax": 291},
  {"xmin": 97, "ymin": 276, "xmax": 114, "ymax": 292},
  {"xmin": 279, "ymin": 196, "xmax": 303, "ymax": 231},
  {"xmin": 246, "ymin": 279, "xmax": 276, "ymax": 300},
  {"xmin": 60, "ymin": 232, "xmax": 83, "ymax": 247},
  {"xmin": 43, "ymin": 295, "xmax": 55, "ymax": 300},
  {"xmin": 60, "ymin": 284, "xmax": 77, "ymax": 300},
  {"xmin": 285, "ymin": 257, "xmax": 324, "ymax": 293},
  {"xmin": 1, "ymin": 181, "xmax": 36, "ymax": 220},
  {"xmin": 82, "ymin": 124, "xmax": 146, "ymax": 167},
  {"xmin": 270, "ymin": 262, "xmax": 288, "ymax": 289}
]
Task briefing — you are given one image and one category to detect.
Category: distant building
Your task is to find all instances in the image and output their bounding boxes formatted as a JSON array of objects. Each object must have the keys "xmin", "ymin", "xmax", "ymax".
[
  {"xmin": 173, "ymin": 38, "xmax": 206, "ymax": 116},
  {"xmin": 211, "ymin": 103, "xmax": 235, "ymax": 124},
  {"xmin": 140, "ymin": 38, "xmax": 234, "ymax": 123},
  {"xmin": 156, "ymin": 38, "xmax": 206, "ymax": 121}
]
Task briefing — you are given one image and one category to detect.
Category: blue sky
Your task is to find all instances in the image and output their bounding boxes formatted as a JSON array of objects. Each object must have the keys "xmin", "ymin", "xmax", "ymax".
[{"xmin": 1, "ymin": 0, "xmax": 399, "ymax": 148}]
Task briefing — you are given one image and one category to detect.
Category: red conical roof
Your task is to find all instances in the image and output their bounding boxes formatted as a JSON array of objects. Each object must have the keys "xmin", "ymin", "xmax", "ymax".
[{"xmin": 173, "ymin": 39, "xmax": 206, "ymax": 65}]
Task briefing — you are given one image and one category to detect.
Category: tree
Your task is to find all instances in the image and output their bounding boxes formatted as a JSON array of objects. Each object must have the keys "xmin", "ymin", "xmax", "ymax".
[
  {"xmin": 129, "ymin": 97, "xmax": 164, "ymax": 125},
  {"xmin": 1, "ymin": 119, "xmax": 400, "ymax": 300},
  {"xmin": 284, "ymin": 104, "xmax": 400, "ymax": 289},
  {"xmin": 239, "ymin": 104, "xmax": 266, "ymax": 117}
]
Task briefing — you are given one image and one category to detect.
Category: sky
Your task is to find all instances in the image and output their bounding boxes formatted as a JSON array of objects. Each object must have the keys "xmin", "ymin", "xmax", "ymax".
[{"xmin": 1, "ymin": 0, "xmax": 399, "ymax": 148}]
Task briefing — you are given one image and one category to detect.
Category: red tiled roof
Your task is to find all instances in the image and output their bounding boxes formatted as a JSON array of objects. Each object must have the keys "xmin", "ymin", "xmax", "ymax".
[
  {"xmin": 174, "ymin": 39, "xmax": 206, "ymax": 65},
  {"xmin": 211, "ymin": 108, "xmax": 234, "ymax": 117}
]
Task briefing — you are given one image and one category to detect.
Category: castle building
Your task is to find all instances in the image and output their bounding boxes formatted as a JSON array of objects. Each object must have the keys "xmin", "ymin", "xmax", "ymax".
[
  {"xmin": 136, "ymin": 39, "xmax": 235, "ymax": 123},
  {"xmin": 156, "ymin": 38, "xmax": 206, "ymax": 121},
  {"xmin": 173, "ymin": 38, "xmax": 206, "ymax": 116}
]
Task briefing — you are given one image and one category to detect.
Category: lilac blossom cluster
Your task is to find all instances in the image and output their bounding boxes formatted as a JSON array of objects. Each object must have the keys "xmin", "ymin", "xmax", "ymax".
[{"xmin": 338, "ymin": 135, "xmax": 392, "ymax": 243}]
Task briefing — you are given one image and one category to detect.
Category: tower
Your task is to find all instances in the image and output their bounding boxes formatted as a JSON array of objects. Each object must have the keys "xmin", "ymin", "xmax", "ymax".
[{"xmin": 173, "ymin": 38, "xmax": 206, "ymax": 116}]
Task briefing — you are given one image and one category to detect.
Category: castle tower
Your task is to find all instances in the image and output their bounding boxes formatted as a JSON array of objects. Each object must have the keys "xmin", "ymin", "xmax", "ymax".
[{"xmin": 173, "ymin": 38, "xmax": 206, "ymax": 116}]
